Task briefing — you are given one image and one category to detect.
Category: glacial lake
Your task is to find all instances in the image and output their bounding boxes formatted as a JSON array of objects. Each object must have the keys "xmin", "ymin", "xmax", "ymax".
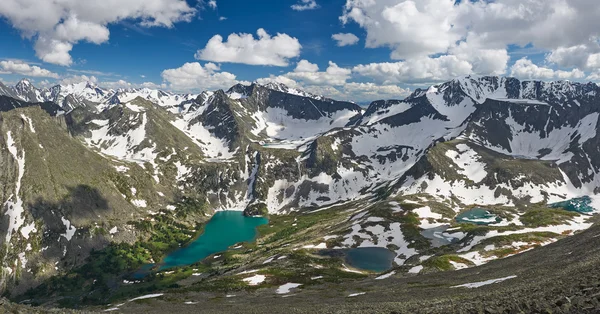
[
  {"xmin": 549, "ymin": 196, "xmax": 595, "ymax": 214},
  {"xmin": 455, "ymin": 208, "xmax": 502, "ymax": 225},
  {"xmin": 345, "ymin": 247, "xmax": 395, "ymax": 272},
  {"xmin": 318, "ymin": 247, "xmax": 395, "ymax": 273},
  {"xmin": 136, "ymin": 211, "xmax": 267, "ymax": 276}
]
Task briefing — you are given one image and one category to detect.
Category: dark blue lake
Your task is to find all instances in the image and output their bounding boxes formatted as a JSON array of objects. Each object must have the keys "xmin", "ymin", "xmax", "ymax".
[{"xmin": 345, "ymin": 247, "xmax": 395, "ymax": 272}]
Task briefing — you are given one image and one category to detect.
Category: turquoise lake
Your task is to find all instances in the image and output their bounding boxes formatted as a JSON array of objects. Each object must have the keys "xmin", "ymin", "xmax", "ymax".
[
  {"xmin": 549, "ymin": 196, "xmax": 594, "ymax": 214},
  {"xmin": 455, "ymin": 208, "xmax": 502, "ymax": 225},
  {"xmin": 155, "ymin": 211, "xmax": 268, "ymax": 272},
  {"xmin": 345, "ymin": 247, "xmax": 395, "ymax": 273}
]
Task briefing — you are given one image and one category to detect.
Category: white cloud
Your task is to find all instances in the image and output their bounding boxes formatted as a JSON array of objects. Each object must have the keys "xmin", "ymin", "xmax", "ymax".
[
  {"xmin": 195, "ymin": 29, "xmax": 302, "ymax": 66},
  {"xmin": 161, "ymin": 62, "xmax": 238, "ymax": 92},
  {"xmin": 510, "ymin": 58, "xmax": 585, "ymax": 80},
  {"xmin": 341, "ymin": 0, "xmax": 600, "ymax": 82},
  {"xmin": 60, "ymin": 75, "xmax": 99, "ymax": 85},
  {"xmin": 339, "ymin": 82, "xmax": 410, "ymax": 101},
  {"xmin": 256, "ymin": 58, "xmax": 409, "ymax": 102},
  {"xmin": 556, "ymin": 69, "xmax": 585, "ymax": 80},
  {"xmin": 341, "ymin": 0, "xmax": 462, "ymax": 59},
  {"xmin": 450, "ymin": 40, "xmax": 509, "ymax": 76},
  {"xmin": 0, "ymin": 0, "xmax": 196, "ymax": 66},
  {"xmin": 353, "ymin": 56, "xmax": 473, "ymax": 85},
  {"xmin": 292, "ymin": 0, "xmax": 318, "ymax": 11},
  {"xmin": 547, "ymin": 45, "xmax": 596, "ymax": 70},
  {"xmin": 510, "ymin": 59, "xmax": 556, "ymax": 80},
  {"xmin": 102, "ymin": 80, "xmax": 134, "ymax": 89},
  {"xmin": 586, "ymin": 54, "xmax": 600, "ymax": 69},
  {"xmin": 140, "ymin": 82, "xmax": 165, "ymax": 89},
  {"xmin": 208, "ymin": 0, "xmax": 217, "ymax": 9},
  {"xmin": 287, "ymin": 61, "xmax": 351, "ymax": 86},
  {"xmin": 0, "ymin": 60, "xmax": 59, "ymax": 78},
  {"xmin": 332, "ymin": 33, "xmax": 359, "ymax": 47},
  {"xmin": 219, "ymin": 16, "xmax": 227, "ymax": 21},
  {"xmin": 294, "ymin": 60, "xmax": 319, "ymax": 73}
]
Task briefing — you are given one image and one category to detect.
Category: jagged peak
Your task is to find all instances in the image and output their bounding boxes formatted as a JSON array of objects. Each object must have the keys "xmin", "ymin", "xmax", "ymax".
[{"xmin": 15, "ymin": 78, "xmax": 33, "ymax": 88}]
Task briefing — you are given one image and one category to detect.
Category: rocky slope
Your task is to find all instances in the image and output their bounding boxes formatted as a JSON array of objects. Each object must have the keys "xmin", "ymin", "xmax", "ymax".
[{"xmin": 0, "ymin": 76, "xmax": 599, "ymax": 310}]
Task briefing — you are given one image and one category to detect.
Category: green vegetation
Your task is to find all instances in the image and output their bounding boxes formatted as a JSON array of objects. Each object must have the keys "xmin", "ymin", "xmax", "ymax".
[
  {"xmin": 520, "ymin": 208, "xmax": 578, "ymax": 227},
  {"xmin": 479, "ymin": 232, "xmax": 559, "ymax": 248},
  {"xmin": 422, "ymin": 255, "xmax": 474, "ymax": 271},
  {"xmin": 20, "ymin": 201, "xmax": 209, "ymax": 307}
]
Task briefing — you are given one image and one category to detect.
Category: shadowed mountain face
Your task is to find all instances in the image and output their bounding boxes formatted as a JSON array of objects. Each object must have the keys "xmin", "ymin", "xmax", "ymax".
[{"xmin": 0, "ymin": 76, "xmax": 599, "ymax": 311}]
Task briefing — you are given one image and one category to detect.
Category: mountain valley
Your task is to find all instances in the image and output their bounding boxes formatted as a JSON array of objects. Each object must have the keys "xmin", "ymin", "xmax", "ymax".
[{"xmin": 0, "ymin": 76, "xmax": 599, "ymax": 312}]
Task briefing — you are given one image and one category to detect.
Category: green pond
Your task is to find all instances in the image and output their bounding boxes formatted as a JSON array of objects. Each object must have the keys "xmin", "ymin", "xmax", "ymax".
[
  {"xmin": 345, "ymin": 247, "xmax": 395, "ymax": 272},
  {"xmin": 136, "ymin": 211, "xmax": 267, "ymax": 276},
  {"xmin": 455, "ymin": 208, "xmax": 502, "ymax": 225},
  {"xmin": 549, "ymin": 196, "xmax": 595, "ymax": 214}
]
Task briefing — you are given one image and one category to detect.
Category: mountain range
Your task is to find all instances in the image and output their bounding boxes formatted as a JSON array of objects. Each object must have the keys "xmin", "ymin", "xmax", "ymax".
[{"xmin": 0, "ymin": 76, "xmax": 599, "ymax": 311}]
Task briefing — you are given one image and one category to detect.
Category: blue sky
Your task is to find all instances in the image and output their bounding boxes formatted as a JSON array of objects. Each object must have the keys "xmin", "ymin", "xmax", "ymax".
[{"xmin": 0, "ymin": 0, "xmax": 598, "ymax": 102}]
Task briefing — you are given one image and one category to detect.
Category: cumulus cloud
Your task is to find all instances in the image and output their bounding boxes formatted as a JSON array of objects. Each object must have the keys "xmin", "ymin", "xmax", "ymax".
[
  {"xmin": 294, "ymin": 60, "xmax": 319, "ymax": 73},
  {"xmin": 0, "ymin": 60, "xmax": 59, "ymax": 78},
  {"xmin": 0, "ymin": 0, "xmax": 196, "ymax": 66},
  {"xmin": 510, "ymin": 58, "xmax": 585, "ymax": 80},
  {"xmin": 332, "ymin": 33, "xmax": 360, "ymax": 47},
  {"xmin": 292, "ymin": 0, "xmax": 318, "ymax": 11},
  {"xmin": 341, "ymin": 0, "xmax": 600, "ymax": 81},
  {"xmin": 207, "ymin": 0, "xmax": 217, "ymax": 9},
  {"xmin": 60, "ymin": 75, "xmax": 99, "ymax": 85},
  {"xmin": 287, "ymin": 61, "xmax": 351, "ymax": 86},
  {"xmin": 195, "ymin": 29, "xmax": 302, "ymax": 66},
  {"xmin": 341, "ymin": 0, "xmax": 462, "ymax": 59},
  {"xmin": 339, "ymin": 82, "xmax": 410, "ymax": 101},
  {"xmin": 161, "ymin": 62, "xmax": 239, "ymax": 92},
  {"xmin": 353, "ymin": 56, "xmax": 473, "ymax": 85},
  {"xmin": 256, "ymin": 59, "xmax": 409, "ymax": 102}
]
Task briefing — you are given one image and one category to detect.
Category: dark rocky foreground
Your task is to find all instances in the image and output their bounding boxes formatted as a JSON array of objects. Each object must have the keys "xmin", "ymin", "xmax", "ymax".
[{"xmin": 107, "ymin": 222, "xmax": 600, "ymax": 314}]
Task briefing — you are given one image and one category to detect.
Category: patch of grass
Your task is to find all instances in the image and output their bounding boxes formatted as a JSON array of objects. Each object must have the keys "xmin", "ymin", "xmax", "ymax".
[
  {"xmin": 520, "ymin": 208, "xmax": 577, "ymax": 227},
  {"xmin": 479, "ymin": 232, "xmax": 559, "ymax": 248},
  {"xmin": 422, "ymin": 255, "xmax": 474, "ymax": 271}
]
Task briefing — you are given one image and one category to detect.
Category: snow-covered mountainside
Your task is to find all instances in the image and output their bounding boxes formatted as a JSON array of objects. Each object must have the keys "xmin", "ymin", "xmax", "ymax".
[
  {"xmin": 0, "ymin": 79, "xmax": 198, "ymax": 113},
  {"xmin": 1, "ymin": 76, "xmax": 600, "ymax": 304}
]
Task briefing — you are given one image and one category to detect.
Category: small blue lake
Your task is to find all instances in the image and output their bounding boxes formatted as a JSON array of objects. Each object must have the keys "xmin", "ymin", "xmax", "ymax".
[
  {"xmin": 455, "ymin": 208, "xmax": 502, "ymax": 225},
  {"xmin": 135, "ymin": 211, "xmax": 267, "ymax": 277},
  {"xmin": 345, "ymin": 247, "xmax": 395, "ymax": 273},
  {"xmin": 549, "ymin": 196, "xmax": 595, "ymax": 214}
]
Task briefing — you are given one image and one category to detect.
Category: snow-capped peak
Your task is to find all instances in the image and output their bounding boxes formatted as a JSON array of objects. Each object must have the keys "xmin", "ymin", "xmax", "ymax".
[{"xmin": 261, "ymin": 82, "xmax": 326, "ymax": 101}]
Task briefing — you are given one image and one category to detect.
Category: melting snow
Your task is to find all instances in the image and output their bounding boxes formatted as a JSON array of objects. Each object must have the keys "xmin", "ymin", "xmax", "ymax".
[
  {"xmin": 4, "ymin": 131, "xmax": 26, "ymax": 242},
  {"xmin": 131, "ymin": 199, "xmax": 147, "ymax": 208},
  {"xmin": 20, "ymin": 114, "xmax": 35, "ymax": 133},
  {"xmin": 445, "ymin": 144, "xmax": 487, "ymax": 183},
  {"xmin": 61, "ymin": 217, "xmax": 77, "ymax": 241},
  {"xmin": 128, "ymin": 293, "xmax": 164, "ymax": 302},
  {"xmin": 408, "ymin": 265, "xmax": 423, "ymax": 274},
  {"xmin": 375, "ymin": 271, "xmax": 396, "ymax": 280},
  {"xmin": 451, "ymin": 275, "xmax": 517, "ymax": 288},
  {"xmin": 276, "ymin": 283, "xmax": 302, "ymax": 294},
  {"xmin": 242, "ymin": 274, "xmax": 266, "ymax": 286}
]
